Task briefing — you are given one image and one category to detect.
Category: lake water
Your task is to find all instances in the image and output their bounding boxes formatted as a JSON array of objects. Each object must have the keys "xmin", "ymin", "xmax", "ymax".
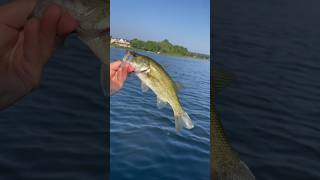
[
  {"xmin": 0, "ymin": 35, "xmax": 108, "ymax": 180},
  {"xmin": 110, "ymin": 48, "xmax": 210, "ymax": 180},
  {"xmin": 214, "ymin": 0, "xmax": 320, "ymax": 179}
]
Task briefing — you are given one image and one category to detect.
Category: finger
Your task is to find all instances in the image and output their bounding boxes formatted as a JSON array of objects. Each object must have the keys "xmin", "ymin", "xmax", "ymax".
[
  {"xmin": 118, "ymin": 66, "xmax": 128, "ymax": 83},
  {"xmin": 0, "ymin": 24, "xmax": 19, "ymax": 55},
  {"xmin": 0, "ymin": 0, "xmax": 37, "ymax": 29},
  {"xmin": 112, "ymin": 72, "xmax": 120, "ymax": 82},
  {"xmin": 57, "ymin": 12, "xmax": 79, "ymax": 36},
  {"xmin": 110, "ymin": 61, "xmax": 121, "ymax": 77},
  {"xmin": 39, "ymin": 4, "xmax": 62, "ymax": 63},
  {"xmin": 126, "ymin": 64, "xmax": 135, "ymax": 73},
  {"xmin": 110, "ymin": 61, "xmax": 122, "ymax": 77},
  {"xmin": 110, "ymin": 61, "xmax": 122, "ymax": 71},
  {"xmin": 111, "ymin": 73, "xmax": 121, "ymax": 91},
  {"xmin": 110, "ymin": 69, "xmax": 117, "ymax": 78},
  {"xmin": 123, "ymin": 66, "xmax": 129, "ymax": 81},
  {"xmin": 24, "ymin": 18, "xmax": 41, "ymax": 66}
]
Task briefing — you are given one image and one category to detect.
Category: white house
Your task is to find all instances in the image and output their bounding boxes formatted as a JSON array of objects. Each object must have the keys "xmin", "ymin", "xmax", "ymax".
[{"xmin": 111, "ymin": 38, "xmax": 131, "ymax": 48}]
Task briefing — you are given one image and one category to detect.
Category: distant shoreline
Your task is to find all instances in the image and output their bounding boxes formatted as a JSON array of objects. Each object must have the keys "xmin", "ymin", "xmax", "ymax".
[
  {"xmin": 111, "ymin": 45, "xmax": 210, "ymax": 61},
  {"xmin": 111, "ymin": 37, "xmax": 210, "ymax": 60}
]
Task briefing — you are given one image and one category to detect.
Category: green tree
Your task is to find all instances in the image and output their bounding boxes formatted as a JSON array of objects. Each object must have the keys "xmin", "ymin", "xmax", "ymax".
[
  {"xmin": 145, "ymin": 41, "xmax": 159, "ymax": 52},
  {"xmin": 131, "ymin": 39, "xmax": 145, "ymax": 49},
  {"xmin": 127, "ymin": 38, "xmax": 208, "ymax": 58}
]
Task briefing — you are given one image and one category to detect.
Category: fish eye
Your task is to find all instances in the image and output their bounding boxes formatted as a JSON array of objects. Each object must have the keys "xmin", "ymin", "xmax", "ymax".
[{"xmin": 132, "ymin": 52, "xmax": 137, "ymax": 57}]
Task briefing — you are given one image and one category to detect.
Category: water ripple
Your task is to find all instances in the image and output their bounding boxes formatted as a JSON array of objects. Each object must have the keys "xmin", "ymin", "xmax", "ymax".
[
  {"xmin": 110, "ymin": 48, "xmax": 210, "ymax": 180},
  {"xmin": 214, "ymin": 2, "xmax": 320, "ymax": 178}
]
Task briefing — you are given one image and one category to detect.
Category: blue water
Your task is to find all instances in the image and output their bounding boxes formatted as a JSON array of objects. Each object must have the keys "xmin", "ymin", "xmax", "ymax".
[
  {"xmin": 0, "ymin": 35, "xmax": 108, "ymax": 180},
  {"xmin": 214, "ymin": 0, "xmax": 320, "ymax": 179},
  {"xmin": 110, "ymin": 48, "xmax": 210, "ymax": 180}
]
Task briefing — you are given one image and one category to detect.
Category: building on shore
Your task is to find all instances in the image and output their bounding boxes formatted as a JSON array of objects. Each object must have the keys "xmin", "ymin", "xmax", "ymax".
[{"xmin": 111, "ymin": 38, "xmax": 131, "ymax": 48}]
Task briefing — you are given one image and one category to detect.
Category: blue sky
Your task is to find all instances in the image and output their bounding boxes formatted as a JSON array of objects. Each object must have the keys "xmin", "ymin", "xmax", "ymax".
[{"xmin": 111, "ymin": 0, "xmax": 210, "ymax": 54}]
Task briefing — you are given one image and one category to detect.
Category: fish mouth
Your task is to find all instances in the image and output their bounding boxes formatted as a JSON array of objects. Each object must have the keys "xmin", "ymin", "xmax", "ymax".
[
  {"xmin": 123, "ymin": 51, "xmax": 137, "ymax": 62},
  {"xmin": 127, "ymin": 51, "xmax": 137, "ymax": 57},
  {"xmin": 122, "ymin": 51, "xmax": 138, "ymax": 72}
]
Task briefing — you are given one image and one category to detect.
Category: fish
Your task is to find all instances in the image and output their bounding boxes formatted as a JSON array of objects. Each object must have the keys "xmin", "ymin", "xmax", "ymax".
[
  {"xmin": 211, "ymin": 69, "xmax": 255, "ymax": 180},
  {"xmin": 33, "ymin": 0, "xmax": 109, "ymax": 94},
  {"xmin": 123, "ymin": 51, "xmax": 194, "ymax": 131}
]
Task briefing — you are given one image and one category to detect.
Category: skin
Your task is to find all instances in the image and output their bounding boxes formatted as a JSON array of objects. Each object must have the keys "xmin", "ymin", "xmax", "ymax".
[
  {"xmin": 0, "ymin": 0, "xmax": 128, "ymax": 110},
  {"xmin": 0, "ymin": 0, "xmax": 78, "ymax": 110},
  {"xmin": 110, "ymin": 61, "xmax": 134, "ymax": 95}
]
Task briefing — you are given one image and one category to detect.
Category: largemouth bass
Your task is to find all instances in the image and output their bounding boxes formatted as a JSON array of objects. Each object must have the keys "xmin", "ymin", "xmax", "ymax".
[
  {"xmin": 211, "ymin": 69, "xmax": 255, "ymax": 180},
  {"xmin": 123, "ymin": 51, "xmax": 194, "ymax": 131},
  {"xmin": 33, "ymin": 0, "xmax": 109, "ymax": 94}
]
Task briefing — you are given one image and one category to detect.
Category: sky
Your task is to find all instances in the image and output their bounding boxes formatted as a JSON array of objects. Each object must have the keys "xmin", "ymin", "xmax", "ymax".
[{"xmin": 111, "ymin": 0, "xmax": 210, "ymax": 55}]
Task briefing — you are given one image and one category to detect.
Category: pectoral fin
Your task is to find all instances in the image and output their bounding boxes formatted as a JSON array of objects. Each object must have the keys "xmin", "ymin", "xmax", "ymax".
[
  {"xmin": 141, "ymin": 82, "xmax": 149, "ymax": 92},
  {"xmin": 156, "ymin": 97, "xmax": 167, "ymax": 109}
]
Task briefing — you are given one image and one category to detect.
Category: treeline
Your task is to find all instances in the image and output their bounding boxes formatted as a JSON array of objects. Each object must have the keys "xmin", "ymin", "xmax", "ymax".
[
  {"xmin": 130, "ymin": 39, "xmax": 210, "ymax": 59},
  {"xmin": 130, "ymin": 39, "xmax": 190, "ymax": 56},
  {"xmin": 189, "ymin": 52, "xmax": 210, "ymax": 60}
]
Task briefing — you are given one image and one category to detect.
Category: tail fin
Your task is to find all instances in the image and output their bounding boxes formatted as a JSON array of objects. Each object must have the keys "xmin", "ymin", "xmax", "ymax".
[
  {"xmin": 174, "ymin": 111, "xmax": 194, "ymax": 132},
  {"xmin": 218, "ymin": 160, "xmax": 255, "ymax": 180}
]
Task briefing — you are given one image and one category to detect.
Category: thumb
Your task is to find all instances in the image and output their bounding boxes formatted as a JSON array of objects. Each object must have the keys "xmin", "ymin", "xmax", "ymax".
[{"xmin": 110, "ymin": 61, "xmax": 122, "ymax": 70}]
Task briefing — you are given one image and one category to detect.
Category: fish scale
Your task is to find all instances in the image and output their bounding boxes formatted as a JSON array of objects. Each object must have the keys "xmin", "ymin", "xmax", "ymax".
[
  {"xmin": 211, "ymin": 67, "xmax": 255, "ymax": 180},
  {"xmin": 123, "ymin": 51, "xmax": 194, "ymax": 132}
]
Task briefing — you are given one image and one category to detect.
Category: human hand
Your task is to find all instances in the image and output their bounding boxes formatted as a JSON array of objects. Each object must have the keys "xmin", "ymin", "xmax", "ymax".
[
  {"xmin": 110, "ymin": 60, "xmax": 135, "ymax": 95},
  {"xmin": 0, "ymin": 0, "xmax": 79, "ymax": 110}
]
